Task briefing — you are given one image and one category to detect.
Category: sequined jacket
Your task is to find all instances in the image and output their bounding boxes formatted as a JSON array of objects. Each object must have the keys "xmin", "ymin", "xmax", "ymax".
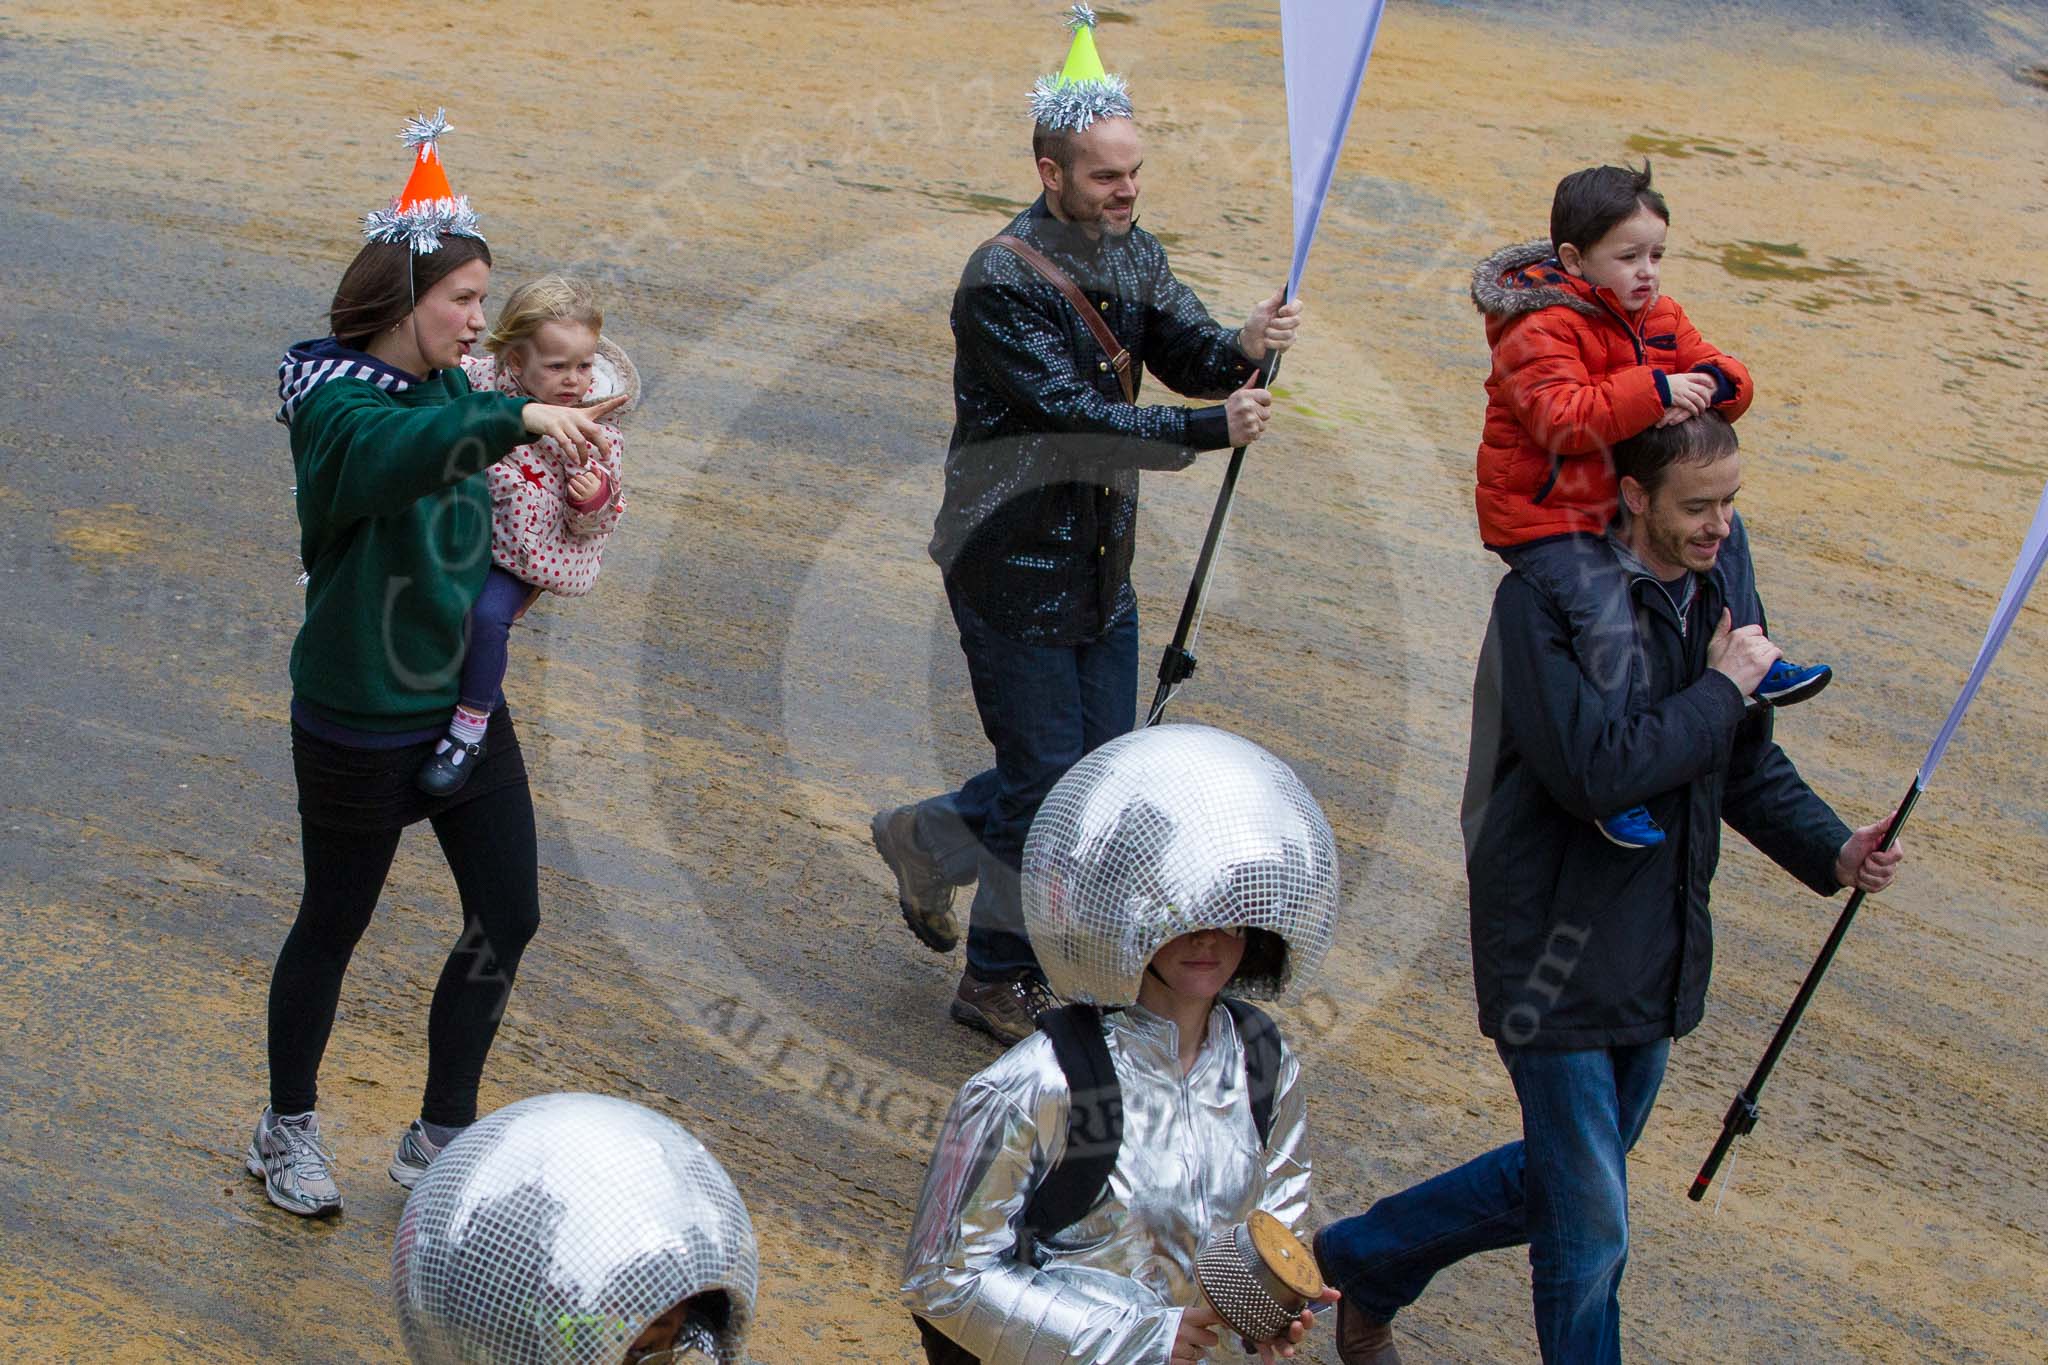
[
  {"xmin": 929, "ymin": 197, "xmax": 1259, "ymax": 646},
  {"xmin": 901, "ymin": 1003, "xmax": 1309, "ymax": 1364}
]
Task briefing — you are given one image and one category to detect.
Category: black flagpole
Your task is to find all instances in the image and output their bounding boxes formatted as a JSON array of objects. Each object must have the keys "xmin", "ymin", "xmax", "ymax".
[
  {"xmin": 1145, "ymin": 285, "xmax": 1289, "ymax": 728},
  {"xmin": 1688, "ymin": 776, "xmax": 1923, "ymax": 1202}
]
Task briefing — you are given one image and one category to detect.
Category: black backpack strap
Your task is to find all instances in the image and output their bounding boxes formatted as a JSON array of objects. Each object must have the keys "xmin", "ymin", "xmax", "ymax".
[
  {"xmin": 908, "ymin": 1008, "xmax": 1122, "ymax": 1363},
  {"xmin": 1019, "ymin": 1003, "xmax": 1122, "ymax": 1252},
  {"xmin": 1222, "ymin": 997, "xmax": 1283, "ymax": 1146},
  {"xmin": 914, "ymin": 1002, "xmax": 1282, "ymax": 1358}
]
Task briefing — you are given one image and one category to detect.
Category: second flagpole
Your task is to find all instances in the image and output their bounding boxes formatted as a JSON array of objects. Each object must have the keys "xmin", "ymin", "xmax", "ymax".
[{"xmin": 1145, "ymin": 287, "xmax": 1288, "ymax": 727}]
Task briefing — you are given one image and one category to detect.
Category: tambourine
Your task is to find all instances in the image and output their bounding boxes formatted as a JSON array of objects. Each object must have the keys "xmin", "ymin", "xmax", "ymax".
[{"xmin": 1195, "ymin": 1210, "xmax": 1325, "ymax": 1346}]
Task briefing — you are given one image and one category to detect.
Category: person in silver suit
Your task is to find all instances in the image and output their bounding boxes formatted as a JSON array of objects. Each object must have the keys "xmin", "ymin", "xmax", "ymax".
[{"xmin": 902, "ymin": 725, "xmax": 1343, "ymax": 1364}]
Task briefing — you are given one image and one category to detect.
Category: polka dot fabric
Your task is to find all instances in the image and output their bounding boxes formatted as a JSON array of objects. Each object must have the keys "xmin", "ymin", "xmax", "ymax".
[{"xmin": 463, "ymin": 355, "xmax": 626, "ymax": 598}]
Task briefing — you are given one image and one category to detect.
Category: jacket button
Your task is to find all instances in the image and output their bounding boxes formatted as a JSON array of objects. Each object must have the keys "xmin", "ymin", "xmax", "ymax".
[
  {"xmin": 1098, "ymin": 545, "xmax": 1106, "ymax": 556},
  {"xmin": 1102, "ymin": 486, "xmax": 1111, "ymax": 495},
  {"xmin": 1098, "ymin": 360, "xmax": 1108, "ymax": 372},
  {"xmin": 1099, "ymin": 299, "xmax": 1110, "ymax": 311}
]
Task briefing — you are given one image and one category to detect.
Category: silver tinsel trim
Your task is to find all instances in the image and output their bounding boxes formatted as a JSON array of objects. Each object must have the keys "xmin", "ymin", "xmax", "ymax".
[
  {"xmin": 363, "ymin": 195, "xmax": 485, "ymax": 254},
  {"xmin": 399, "ymin": 107, "xmax": 452, "ymax": 151},
  {"xmin": 1029, "ymin": 72, "xmax": 1133, "ymax": 132},
  {"xmin": 1065, "ymin": 2, "xmax": 1098, "ymax": 31}
]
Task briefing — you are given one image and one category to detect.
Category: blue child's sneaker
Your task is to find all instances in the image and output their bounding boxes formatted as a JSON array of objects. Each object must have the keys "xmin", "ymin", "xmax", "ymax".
[
  {"xmin": 1756, "ymin": 659, "xmax": 1833, "ymax": 707},
  {"xmin": 1597, "ymin": 806, "xmax": 1666, "ymax": 850}
]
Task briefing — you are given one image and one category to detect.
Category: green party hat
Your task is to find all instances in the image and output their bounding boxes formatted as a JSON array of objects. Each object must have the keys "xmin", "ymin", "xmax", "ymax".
[
  {"xmin": 1030, "ymin": 5, "xmax": 1134, "ymax": 132},
  {"xmin": 1059, "ymin": 10, "xmax": 1109, "ymax": 84}
]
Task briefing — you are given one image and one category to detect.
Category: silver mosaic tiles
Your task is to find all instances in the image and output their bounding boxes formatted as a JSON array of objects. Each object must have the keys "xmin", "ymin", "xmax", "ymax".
[
  {"xmin": 1022, "ymin": 724, "xmax": 1340, "ymax": 1006},
  {"xmin": 392, "ymin": 1094, "xmax": 756, "ymax": 1364}
]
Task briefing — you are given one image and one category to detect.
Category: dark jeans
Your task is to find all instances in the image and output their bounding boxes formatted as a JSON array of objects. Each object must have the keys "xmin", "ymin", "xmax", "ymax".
[
  {"xmin": 270, "ymin": 719, "xmax": 541, "ymax": 1127},
  {"xmin": 458, "ymin": 567, "xmax": 539, "ymax": 713},
  {"xmin": 924, "ymin": 588, "xmax": 1139, "ymax": 981},
  {"xmin": 1317, "ymin": 1040, "xmax": 1671, "ymax": 1365},
  {"xmin": 913, "ymin": 769, "xmax": 1000, "ymax": 890},
  {"xmin": 1498, "ymin": 513, "xmax": 1760, "ymax": 715}
]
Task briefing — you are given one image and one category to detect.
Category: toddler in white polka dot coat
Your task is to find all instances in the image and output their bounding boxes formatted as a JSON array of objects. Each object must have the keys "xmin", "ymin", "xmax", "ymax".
[
  {"xmin": 415, "ymin": 275, "xmax": 636, "ymax": 798},
  {"xmin": 462, "ymin": 349, "xmax": 627, "ymax": 598}
]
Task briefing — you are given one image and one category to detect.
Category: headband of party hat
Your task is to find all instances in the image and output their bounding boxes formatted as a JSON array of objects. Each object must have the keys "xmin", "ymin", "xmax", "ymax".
[
  {"xmin": 362, "ymin": 110, "xmax": 485, "ymax": 255},
  {"xmin": 1029, "ymin": 5, "xmax": 1133, "ymax": 133}
]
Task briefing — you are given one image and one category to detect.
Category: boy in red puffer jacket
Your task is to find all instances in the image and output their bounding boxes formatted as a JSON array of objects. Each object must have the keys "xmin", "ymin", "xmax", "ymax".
[{"xmin": 1471, "ymin": 161, "xmax": 1829, "ymax": 851}]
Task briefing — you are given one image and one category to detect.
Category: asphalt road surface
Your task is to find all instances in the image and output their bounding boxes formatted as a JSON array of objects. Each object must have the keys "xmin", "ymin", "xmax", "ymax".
[{"xmin": 3, "ymin": 1, "xmax": 2045, "ymax": 1360}]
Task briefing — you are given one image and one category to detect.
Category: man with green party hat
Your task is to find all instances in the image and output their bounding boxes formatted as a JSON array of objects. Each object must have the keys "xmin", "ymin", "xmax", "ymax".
[{"xmin": 872, "ymin": 3, "xmax": 1308, "ymax": 1047}]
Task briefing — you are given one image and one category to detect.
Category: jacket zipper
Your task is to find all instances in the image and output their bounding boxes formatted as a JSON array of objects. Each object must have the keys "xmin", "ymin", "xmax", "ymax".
[
  {"xmin": 1531, "ymin": 288, "xmax": 1647, "ymax": 506},
  {"xmin": 1629, "ymin": 568, "xmax": 1721, "ymax": 1025},
  {"xmin": 1590, "ymin": 290, "xmax": 1648, "ymax": 366},
  {"xmin": 1180, "ymin": 1042, "xmax": 1209, "ymax": 1230}
]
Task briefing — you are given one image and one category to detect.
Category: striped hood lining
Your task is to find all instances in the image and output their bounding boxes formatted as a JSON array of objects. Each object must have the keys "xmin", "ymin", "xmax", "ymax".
[
  {"xmin": 275, "ymin": 338, "xmax": 425, "ymax": 425},
  {"xmin": 1470, "ymin": 239, "xmax": 1605, "ymax": 321}
]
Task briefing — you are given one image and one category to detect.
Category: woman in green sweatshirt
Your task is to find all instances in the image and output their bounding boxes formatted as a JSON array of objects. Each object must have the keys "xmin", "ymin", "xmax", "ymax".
[{"xmin": 248, "ymin": 128, "xmax": 624, "ymax": 1218}]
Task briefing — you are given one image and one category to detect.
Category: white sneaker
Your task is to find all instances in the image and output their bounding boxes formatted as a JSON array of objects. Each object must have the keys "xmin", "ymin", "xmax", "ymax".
[
  {"xmin": 246, "ymin": 1107, "xmax": 343, "ymax": 1217},
  {"xmin": 388, "ymin": 1119, "xmax": 445, "ymax": 1190}
]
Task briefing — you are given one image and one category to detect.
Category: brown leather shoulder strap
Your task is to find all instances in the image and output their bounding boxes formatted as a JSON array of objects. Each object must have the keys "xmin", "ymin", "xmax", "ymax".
[{"xmin": 985, "ymin": 233, "xmax": 1135, "ymax": 404}]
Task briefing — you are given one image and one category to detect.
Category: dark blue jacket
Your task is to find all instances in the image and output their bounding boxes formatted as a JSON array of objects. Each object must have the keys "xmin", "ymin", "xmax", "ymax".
[
  {"xmin": 1463, "ymin": 548, "xmax": 1851, "ymax": 1049},
  {"xmin": 929, "ymin": 197, "xmax": 1256, "ymax": 646}
]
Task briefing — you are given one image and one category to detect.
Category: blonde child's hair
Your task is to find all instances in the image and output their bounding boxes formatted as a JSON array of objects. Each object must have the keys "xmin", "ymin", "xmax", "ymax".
[{"xmin": 485, "ymin": 275, "xmax": 604, "ymax": 358}]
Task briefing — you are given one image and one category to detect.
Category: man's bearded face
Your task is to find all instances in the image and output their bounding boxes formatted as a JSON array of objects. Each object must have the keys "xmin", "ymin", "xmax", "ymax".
[{"xmin": 1045, "ymin": 116, "xmax": 1142, "ymax": 237}]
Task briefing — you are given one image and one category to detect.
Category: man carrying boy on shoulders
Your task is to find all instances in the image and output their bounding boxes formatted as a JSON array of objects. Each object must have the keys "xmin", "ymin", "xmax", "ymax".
[{"xmin": 1313, "ymin": 413, "xmax": 1903, "ymax": 1364}]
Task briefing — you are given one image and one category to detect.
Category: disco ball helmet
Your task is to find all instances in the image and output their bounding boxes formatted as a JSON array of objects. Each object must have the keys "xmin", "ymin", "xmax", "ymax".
[
  {"xmin": 392, "ymin": 1094, "xmax": 757, "ymax": 1364},
  {"xmin": 1022, "ymin": 724, "xmax": 1340, "ymax": 1007}
]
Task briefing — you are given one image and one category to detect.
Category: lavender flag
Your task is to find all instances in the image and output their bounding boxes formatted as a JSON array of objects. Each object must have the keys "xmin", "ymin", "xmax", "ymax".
[
  {"xmin": 1918, "ymin": 476, "xmax": 2048, "ymax": 785},
  {"xmin": 1281, "ymin": 0, "xmax": 1388, "ymax": 300}
]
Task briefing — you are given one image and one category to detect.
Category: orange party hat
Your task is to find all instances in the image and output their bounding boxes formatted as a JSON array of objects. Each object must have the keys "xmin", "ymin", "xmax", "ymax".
[
  {"xmin": 364, "ymin": 109, "xmax": 484, "ymax": 254},
  {"xmin": 397, "ymin": 138, "xmax": 456, "ymax": 211}
]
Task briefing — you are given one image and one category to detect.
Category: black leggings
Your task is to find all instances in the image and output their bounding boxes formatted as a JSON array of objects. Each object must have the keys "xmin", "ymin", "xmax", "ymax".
[{"xmin": 267, "ymin": 779, "xmax": 540, "ymax": 1126}]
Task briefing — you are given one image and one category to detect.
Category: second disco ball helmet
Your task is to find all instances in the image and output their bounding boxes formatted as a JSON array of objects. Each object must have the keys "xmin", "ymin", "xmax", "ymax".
[
  {"xmin": 392, "ymin": 1093, "xmax": 757, "ymax": 1365},
  {"xmin": 1022, "ymin": 724, "xmax": 1340, "ymax": 1007}
]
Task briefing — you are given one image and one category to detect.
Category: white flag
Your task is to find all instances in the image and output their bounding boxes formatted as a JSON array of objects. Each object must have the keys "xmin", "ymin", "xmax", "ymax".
[
  {"xmin": 1281, "ymin": 0, "xmax": 1389, "ymax": 300},
  {"xmin": 1918, "ymin": 476, "xmax": 2048, "ymax": 784}
]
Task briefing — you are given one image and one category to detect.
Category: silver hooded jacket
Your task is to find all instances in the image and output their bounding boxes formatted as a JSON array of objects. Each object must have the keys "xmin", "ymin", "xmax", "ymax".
[{"xmin": 901, "ymin": 1002, "xmax": 1309, "ymax": 1364}]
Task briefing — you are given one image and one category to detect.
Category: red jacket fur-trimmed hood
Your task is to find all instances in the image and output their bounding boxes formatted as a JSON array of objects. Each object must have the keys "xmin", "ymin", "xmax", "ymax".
[{"xmin": 1471, "ymin": 239, "xmax": 1753, "ymax": 545}]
